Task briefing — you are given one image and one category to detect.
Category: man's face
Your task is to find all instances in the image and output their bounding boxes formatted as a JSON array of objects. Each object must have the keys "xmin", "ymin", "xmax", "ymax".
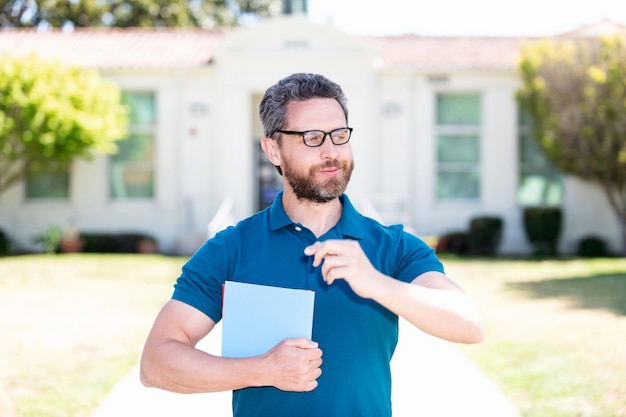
[{"xmin": 278, "ymin": 98, "xmax": 354, "ymax": 203}]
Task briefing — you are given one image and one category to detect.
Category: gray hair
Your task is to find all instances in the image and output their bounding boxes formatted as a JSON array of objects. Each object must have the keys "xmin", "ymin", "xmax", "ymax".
[{"xmin": 259, "ymin": 73, "xmax": 349, "ymax": 138}]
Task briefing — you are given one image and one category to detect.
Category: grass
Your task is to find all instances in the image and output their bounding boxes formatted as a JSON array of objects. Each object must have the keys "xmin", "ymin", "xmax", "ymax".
[
  {"xmin": 0, "ymin": 254, "xmax": 185, "ymax": 417},
  {"xmin": 446, "ymin": 257, "xmax": 626, "ymax": 417},
  {"xmin": 1, "ymin": 254, "xmax": 625, "ymax": 417}
]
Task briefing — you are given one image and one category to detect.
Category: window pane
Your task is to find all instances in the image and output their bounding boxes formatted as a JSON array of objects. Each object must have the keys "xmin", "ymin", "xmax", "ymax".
[
  {"xmin": 110, "ymin": 92, "xmax": 155, "ymax": 200},
  {"xmin": 438, "ymin": 135, "xmax": 479, "ymax": 162},
  {"xmin": 437, "ymin": 94, "xmax": 481, "ymax": 125},
  {"xmin": 437, "ymin": 170, "xmax": 479, "ymax": 199},
  {"xmin": 110, "ymin": 163, "xmax": 154, "ymax": 198},
  {"xmin": 122, "ymin": 92, "xmax": 155, "ymax": 125},
  {"xmin": 518, "ymin": 109, "xmax": 533, "ymax": 127},
  {"xmin": 26, "ymin": 171, "xmax": 69, "ymax": 199},
  {"xmin": 520, "ymin": 135, "xmax": 552, "ymax": 168},
  {"xmin": 517, "ymin": 112, "xmax": 563, "ymax": 206},
  {"xmin": 517, "ymin": 173, "xmax": 563, "ymax": 206},
  {"xmin": 112, "ymin": 133, "xmax": 154, "ymax": 163}
]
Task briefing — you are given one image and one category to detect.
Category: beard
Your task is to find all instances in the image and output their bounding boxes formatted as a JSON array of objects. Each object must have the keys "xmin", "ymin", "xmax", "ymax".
[{"xmin": 283, "ymin": 158, "xmax": 354, "ymax": 203}]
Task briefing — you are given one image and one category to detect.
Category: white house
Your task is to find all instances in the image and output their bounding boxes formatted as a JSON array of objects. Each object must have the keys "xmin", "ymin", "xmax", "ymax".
[{"xmin": 0, "ymin": 16, "xmax": 623, "ymax": 255}]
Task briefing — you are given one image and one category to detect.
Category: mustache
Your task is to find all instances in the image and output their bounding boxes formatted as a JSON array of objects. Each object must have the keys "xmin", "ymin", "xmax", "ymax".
[{"xmin": 313, "ymin": 160, "xmax": 344, "ymax": 170}]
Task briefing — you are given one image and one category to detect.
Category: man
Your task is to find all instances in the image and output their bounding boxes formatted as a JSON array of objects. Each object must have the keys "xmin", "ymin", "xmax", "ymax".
[{"xmin": 140, "ymin": 73, "xmax": 484, "ymax": 417}]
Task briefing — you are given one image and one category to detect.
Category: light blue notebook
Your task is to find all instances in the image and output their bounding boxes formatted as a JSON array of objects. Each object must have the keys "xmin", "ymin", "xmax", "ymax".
[{"xmin": 221, "ymin": 281, "xmax": 315, "ymax": 358}]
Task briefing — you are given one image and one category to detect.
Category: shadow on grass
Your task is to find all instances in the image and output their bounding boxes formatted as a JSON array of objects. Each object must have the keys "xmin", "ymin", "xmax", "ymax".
[{"xmin": 507, "ymin": 273, "xmax": 626, "ymax": 316}]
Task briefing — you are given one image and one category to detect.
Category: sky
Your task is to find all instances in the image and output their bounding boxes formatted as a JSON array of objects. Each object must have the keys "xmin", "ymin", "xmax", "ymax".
[{"xmin": 306, "ymin": 0, "xmax": 626, "ymax": 37}]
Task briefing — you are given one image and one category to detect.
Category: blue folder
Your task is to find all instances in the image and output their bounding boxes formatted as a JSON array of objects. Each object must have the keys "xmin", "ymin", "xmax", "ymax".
[{"xmin": 221, "ymin": 281, "xmax": 315, "ymax": 358}]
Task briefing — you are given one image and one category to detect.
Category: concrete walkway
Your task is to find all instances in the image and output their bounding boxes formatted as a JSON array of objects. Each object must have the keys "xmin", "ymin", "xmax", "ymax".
[{"xmin": 91, "ymin": 319, "xmax": 520, "ymax": 417}]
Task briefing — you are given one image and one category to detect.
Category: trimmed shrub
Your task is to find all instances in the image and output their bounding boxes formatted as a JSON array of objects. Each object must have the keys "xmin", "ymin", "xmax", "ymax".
[
  {"xmin": 523, "ymin": 207, "xmax": 563, "ymax": 256},
  {"xmin": 0, "ymin": 229, "xmax": 12, "ymax": 256},
  {"xmin": 468, "ymin": 216, "xmax": 503, "ymax": 256},
  {"xmin": 577, "ymin": 235, "xmax": 609, "ymax": 258}
]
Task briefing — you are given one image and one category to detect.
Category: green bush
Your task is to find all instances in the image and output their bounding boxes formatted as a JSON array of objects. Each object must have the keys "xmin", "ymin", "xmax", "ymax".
[
  {"xmin": 0, "ymin": 229, "xmax": 12, "ymax": 255},
  {"xmin": 34, "ymin": 226, "xmax": 64, "ymax": 254},
  {"xmin": 577, "ymin": 235, "xmax": 609, "ymax": 258},
  {"xmin": 523, "ymin": 207, "xmax": 563, "ymax": 256},
  {"xmin": 468, "ymin": 216, "xmax": 503, "ymax": 256}
]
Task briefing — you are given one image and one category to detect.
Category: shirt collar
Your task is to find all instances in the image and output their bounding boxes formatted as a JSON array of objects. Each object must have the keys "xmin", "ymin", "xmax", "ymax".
[{"xmin": 269, "ymin": 191, "xmax": 366, "ymax": 240}]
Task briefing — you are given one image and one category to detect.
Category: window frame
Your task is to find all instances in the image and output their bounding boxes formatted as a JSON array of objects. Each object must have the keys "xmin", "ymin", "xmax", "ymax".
[
  {"xmin": 109, "ymin": 91, "xmax": 157, "ymax": 201},
  {"xmin": 434, "ymin": 92, "xmax": 482, "ymax": 202}
]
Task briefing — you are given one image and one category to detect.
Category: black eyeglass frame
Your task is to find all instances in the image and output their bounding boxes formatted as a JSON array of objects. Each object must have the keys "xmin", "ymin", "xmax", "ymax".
[{"xmin": 271, "ymin": 127, "xmax": 353, "ymax": 148}]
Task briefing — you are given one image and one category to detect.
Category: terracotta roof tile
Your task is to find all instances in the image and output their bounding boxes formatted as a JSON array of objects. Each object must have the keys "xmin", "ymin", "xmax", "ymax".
[
  {"xmin": 368, "ymin": 35, "xmax": 526, "ymax": 71},
  {"xmin": 0, "ymin": 20, "xmax": 620, "ymax": 72},
  {"xmin": 0, "ymin": 27, "xmax": 226, "ymax": 69}
]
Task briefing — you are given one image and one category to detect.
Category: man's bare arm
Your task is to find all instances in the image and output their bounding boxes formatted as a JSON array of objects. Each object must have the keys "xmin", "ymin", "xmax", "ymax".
[{"xmin": 140, "ymin": 299, "xmax": 322, "ymax": 393}]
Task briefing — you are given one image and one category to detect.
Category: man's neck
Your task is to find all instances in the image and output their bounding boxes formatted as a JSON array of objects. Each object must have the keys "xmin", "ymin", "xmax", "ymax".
[{"xmin": 281, "ymin": 191, "xmax": 343, "ymax": 238}]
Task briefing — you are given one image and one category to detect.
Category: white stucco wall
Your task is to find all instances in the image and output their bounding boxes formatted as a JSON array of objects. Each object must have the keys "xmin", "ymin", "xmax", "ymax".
[{"xmin": 562, "ymin": 177, "xmax": 622, "ymax": 254}]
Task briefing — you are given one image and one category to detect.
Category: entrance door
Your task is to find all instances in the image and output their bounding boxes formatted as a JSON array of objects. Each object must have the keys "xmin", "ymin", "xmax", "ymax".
[
  {"xmin": 252, "ymin": 93, "xmax": 283, "ymax": 211},
  {"xmin": 256, "ymin": 143, "xmax": 282, "ymax": 210}
]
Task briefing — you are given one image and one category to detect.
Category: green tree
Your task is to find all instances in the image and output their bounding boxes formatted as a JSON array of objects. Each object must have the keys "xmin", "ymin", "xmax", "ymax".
[
  {"xmin": 0, "ymin": 0, "xmax": 281, "ymax": 29},
  {"xmin": 517, "ymin": 35, "xmax": 626, "ymax": 256},
  {"xmin": 0, "ymin": 54, "xmax": 128, "ymax": 195}
]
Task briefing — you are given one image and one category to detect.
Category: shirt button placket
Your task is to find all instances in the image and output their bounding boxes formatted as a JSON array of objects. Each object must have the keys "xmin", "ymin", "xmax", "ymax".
[{"xmin": 292, "ymin": 224, "xmax": 318, "ymax": 290}]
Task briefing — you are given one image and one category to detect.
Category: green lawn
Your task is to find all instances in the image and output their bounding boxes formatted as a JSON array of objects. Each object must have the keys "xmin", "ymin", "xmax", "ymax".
[
  {"xmin": 448, "ymin": 257, "xmax": 626, "ymax": 417},
  {"xmin": 0, "ymin": 254, "xmax": 185, "ymax": 417},
  {"xmin": 1, "ymin": 254, "xmax": 625, "ymax": 417}
]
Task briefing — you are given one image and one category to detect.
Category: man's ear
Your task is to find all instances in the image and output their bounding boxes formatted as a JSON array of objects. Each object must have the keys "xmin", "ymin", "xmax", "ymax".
[{"xmin": 260, "ymin": 137, "xmax": 282, "ymax": 167}]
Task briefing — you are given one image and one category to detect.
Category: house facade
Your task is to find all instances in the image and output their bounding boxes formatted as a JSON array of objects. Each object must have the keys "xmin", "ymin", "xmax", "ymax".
[{"xmin": 0, "ymin": 16, "xmax": 622, "ymax": 255}]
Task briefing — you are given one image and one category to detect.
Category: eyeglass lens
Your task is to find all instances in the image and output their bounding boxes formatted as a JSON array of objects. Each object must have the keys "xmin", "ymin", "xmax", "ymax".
[{"xmin": 304, "ymin": 128, "xmax": 351, "ymax": 147}]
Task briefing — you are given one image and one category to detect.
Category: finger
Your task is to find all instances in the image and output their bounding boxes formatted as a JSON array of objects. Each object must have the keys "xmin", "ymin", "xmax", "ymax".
[
  {"xmin": 283, "ymin": 337, "xmax": 319, "ymax": 350},
  {"xmin": 307, "ymin": 242, "xmax": 343, "ymax": 267},
  {"xmin": 306, "ymin": 242, "xmax": 332, "ymax": 268},
  {"xmin": 320, "ymin": 259, "xmax": 335, "ymax": 284},
  {"xmin": 303, "ymin": 241, "xmax": 321, "ymax": 256},
  {"xmin": 322, "ymin": 264, "xmax": 346, "ymax": 286},
  {"xmin": 320, "ymin": 257, "xmax": 347, "ymax": 285},
  {"xmin": 302, "ymin": 379, "xmax": 319, "ymax": 392}
]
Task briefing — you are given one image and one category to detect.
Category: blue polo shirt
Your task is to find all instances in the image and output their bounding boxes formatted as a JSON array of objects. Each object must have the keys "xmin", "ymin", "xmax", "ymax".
[{"xmin": 172, "ymin": 192, "xmax": 444, "ymax": 417}]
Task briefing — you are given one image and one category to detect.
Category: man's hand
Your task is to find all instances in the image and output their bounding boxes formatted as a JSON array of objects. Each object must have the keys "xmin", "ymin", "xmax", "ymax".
[
  {"xmin": 261, "ymin": 338, "xmax": 323, "ymax": 392},
  {"xmin": 304, "ymin": 240, "xmax": 383, "ymax": 299},
  {"xmin": 304, "ymin": 241, "xmax": 486, "ymax": 345}
]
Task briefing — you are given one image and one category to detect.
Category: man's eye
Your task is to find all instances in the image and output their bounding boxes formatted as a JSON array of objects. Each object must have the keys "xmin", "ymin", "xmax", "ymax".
[
  {"xmin": 304, "ymin": 131, "xmax": 324, "ymax": 142},
  {"xmin": 333, "ymin": 130, "xmax": 348, "ymax": 140}
]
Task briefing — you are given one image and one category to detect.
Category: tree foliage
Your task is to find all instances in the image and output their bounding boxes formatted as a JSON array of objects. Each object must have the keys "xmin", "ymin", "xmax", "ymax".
[
  {"xmin": 517, "ymin": 35, "xmax": 626, "ymax": 255},
  {"xmin": 0, "ymin": 54, "xmax": 129, "ymax": 194},
  {"xmin": 0, "ymin": 0, "xmax": 281, "ymax": 29}
]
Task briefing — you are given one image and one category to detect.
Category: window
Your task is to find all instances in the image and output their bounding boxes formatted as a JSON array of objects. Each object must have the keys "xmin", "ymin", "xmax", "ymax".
[
  {"xmin": 517, "ymin": 111, "xmax": 563, "ymax": 206},
  {"xmin": 110, "ymin": 92, "xmax": 156, "ymax": 199},
  {"xmin": 436, "ymin": 93, "xmax": 481, "ymax": 200},
  {"xmin": 26, "ymin": 169, "xmax": 69, "ymax": 199}
]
